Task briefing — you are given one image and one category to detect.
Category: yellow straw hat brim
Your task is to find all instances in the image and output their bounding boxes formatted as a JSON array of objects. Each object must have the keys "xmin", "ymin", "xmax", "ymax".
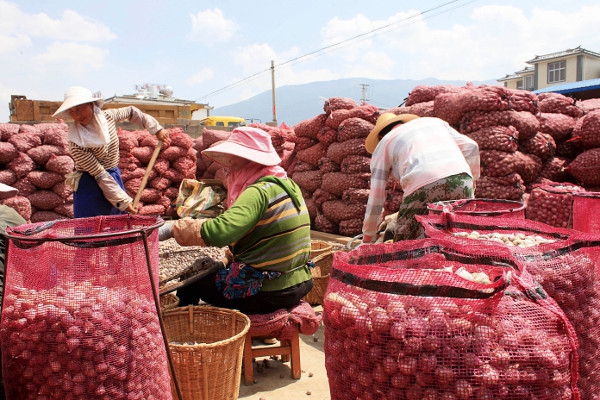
[{"xmin": 365, "ymin": 113, "xmax": 420, "ymax": 154}]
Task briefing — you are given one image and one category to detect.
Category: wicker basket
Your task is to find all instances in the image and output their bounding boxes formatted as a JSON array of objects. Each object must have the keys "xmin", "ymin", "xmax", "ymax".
[
  {"xmin": 163, "ymin": 305, "xmax": 250, "ymax": 400},
  {"xmin": 160, "ymin": 293, "xmax": 179, "ymax": 312},
  {"xmin": 303, "ymin": 250, "xmax": 334, "ymax": 306},
  {"xmin": 310, "ymin": 240, "xmax": 333, "ymax": 260}
]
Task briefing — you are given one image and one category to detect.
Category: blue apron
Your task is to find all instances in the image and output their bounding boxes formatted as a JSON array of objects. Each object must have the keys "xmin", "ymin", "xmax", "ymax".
[{"xmin": 73, "ymin": 167, "xmax": 126, "ymax": 218}]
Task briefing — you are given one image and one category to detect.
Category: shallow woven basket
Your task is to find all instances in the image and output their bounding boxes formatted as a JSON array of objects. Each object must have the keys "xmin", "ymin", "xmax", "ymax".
[
  {"xmin": 303, "ymin": 250, "xmax": 334, "ymax": 306},
  {"xmin": 163, "ymin": 305, "xmax": 250, "ymax": 400},
  {"xmin": 160, "ymin": 293, "xmax": 179, "ymax": 312},
  {"xmin": 310, "ymin": 240, "xmax": 333, "ymax": 260}
]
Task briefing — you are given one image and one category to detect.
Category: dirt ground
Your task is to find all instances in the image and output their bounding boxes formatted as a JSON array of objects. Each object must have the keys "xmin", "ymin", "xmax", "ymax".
[{"xmin": 238, "ymin": 306, "xmax": 331, "ymax": 400}]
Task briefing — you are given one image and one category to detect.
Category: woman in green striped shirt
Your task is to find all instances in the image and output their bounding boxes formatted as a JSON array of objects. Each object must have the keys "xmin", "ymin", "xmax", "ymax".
[{"xmin": 160, "ymin": 127, "xmax": 313, "ymax": 314}]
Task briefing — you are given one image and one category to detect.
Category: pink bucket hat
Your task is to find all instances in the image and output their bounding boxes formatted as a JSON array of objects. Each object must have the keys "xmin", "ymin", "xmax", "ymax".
[{"xmin": 202, "ymin": 127, "xmax": 281, "ymax": 166}]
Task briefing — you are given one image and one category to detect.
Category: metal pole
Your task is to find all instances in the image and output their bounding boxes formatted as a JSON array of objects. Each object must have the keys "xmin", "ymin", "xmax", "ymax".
[
  {"xmin": 141, "ymin": 226, "xmax": 184, "ymax": 400},
  {"xmin": 360, "ymin": 83, "xmax": 369, "ymax": 103},
  {"xmin": 271, "ymin": 60, "xmax": 277, "ymax": 125}
]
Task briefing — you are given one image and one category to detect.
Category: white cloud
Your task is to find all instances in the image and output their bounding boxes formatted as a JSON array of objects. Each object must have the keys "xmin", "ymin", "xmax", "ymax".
[
  {"xmin": 188, "ymin": 8, "xmax": 238, "ymax": 43},
  {"xmin": 187, "ymin": 68, "xmax": 214, "ymax": 86},
  {"xmin": 224, "ymin": 42, "xmax": 343, "ymax": 101},
  {"xmin": 0, "ymin": 3, "xmax": 114, "ymax": 58},
  {"xmin": 312, "ymin": 4, "xmax": 600, "ymax": 82},
  {"xmin": 32, "ymin": 42, "xmax": 109, "ymax": 75},
  {"xmin": 0, "ymin": 33, "xmax": 32, "ymax": 55},
  {"xmin": 347, "ymin": 50, "xmax": 394, "ymax": 79},
  {"xmin": 0, "ymin": 2, "xmax": 115, "ymax": 42},
  {"xmin": 234, "ymin": 43, "xmax": 277, "ymax": 73},
  {"xmin": 319, "ymin": 14, "xmax": 383, "ymax": 61},
  {"xmin": 320, "ymin": 14, "xmax": 375, "ymax": 47},
  {"xmin": 0, "ymin": 1, "xmax": 24, "ymax": 34},
  {"xmin": 25, "ymin": 10, "xmax": 116, "ymax": 42}
]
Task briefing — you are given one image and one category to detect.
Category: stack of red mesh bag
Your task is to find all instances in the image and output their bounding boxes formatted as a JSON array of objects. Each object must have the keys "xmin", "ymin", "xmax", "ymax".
[{"xmin": 0, "ymin": 122, "xmax": 196, "ymax": 222}]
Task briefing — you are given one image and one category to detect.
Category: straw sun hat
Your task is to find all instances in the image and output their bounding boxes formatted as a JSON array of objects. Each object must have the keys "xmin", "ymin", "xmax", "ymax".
[
  {"xmin": 364, "ymin": 113, "xmax": 420, "ymax": 154},
  {"xmin": 202, "ymin": 127, "xmax": 282, "ymax": 167},
  {"xmin": 53, "ymin": 86, "xmax": 105, "ymax": 119}
]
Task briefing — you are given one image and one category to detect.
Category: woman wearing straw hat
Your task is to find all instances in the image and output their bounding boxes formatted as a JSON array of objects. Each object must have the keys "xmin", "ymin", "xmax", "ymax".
[
  {"xmin": 53, "ymin": 86, "xmax": 170, "ymax": 217},
  {"xmin": 362, "ymin": 113, "xmax": 480, "ymax": 243},
  {"xmin": 159, "ymin": 127, "xmax": 314, "ymax": 315}
]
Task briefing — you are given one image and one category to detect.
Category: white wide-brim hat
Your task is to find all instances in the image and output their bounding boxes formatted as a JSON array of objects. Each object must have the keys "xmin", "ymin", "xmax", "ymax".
[
  {"xmin": 53, "ymin": 86, "xmax": 105, "ymax": 119},
  {"xmin": 0, "ymin": 183, "xmax": 18, "ymax": 200},
  {"xmin": 202, "ymin": 127, "xmax": 281, "ymax": 167}
]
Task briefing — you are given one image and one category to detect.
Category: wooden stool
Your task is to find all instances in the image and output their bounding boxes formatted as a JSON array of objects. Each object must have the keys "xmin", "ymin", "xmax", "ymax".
[{"xmin": 242, "ymin": 314, "xmax": 302, "ymax": 385}]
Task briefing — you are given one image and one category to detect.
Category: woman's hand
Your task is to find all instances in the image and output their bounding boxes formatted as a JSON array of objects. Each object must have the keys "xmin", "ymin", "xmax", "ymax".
[
  {"xmin": 126, "ymin": 203, "xmax": 140, "ymax": 214},
  {"xmin": 156, "ymin": 128, "xmax": 170, "ymax": 142}
]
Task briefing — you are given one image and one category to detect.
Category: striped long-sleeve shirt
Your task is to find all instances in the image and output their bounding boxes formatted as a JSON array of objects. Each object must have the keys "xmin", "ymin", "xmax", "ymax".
[
  {"xmin": 69, "ymin": 106, "xmax": 163, "ymax": 178},
  {"xmin": 362, "ymin": 117, "xmax": 480, "ymax": 241}
]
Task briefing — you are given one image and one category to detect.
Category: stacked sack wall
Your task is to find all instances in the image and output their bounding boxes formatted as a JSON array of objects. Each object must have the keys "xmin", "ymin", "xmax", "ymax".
[
  {"xmin": 0, "ymin": 123, "xmax": 196, "ymax": 222},
  {"xmin": 118, "ymin": 127, "xmax": 196, "ymax": 217},
  {"xmin": 0, "ymin": 122, "xmax": 73, "ymax": 222},
  {"xmin": 3, "ymin": 85, "xmax": 600, "ymax": 234},
  {"xmin": 284, "ymin": 98, "xmax": 381, "ymax": 236},
  {"xmin": 175, "ymin": 88, "xmax": 591, "ymax": 236},
  {"xmin": 403, "ymin": 87, "xmax": 600, "ymax": 229},
  {"xmin": 278, "ymin": 86, "xmax": 600, "ymax": 235}
]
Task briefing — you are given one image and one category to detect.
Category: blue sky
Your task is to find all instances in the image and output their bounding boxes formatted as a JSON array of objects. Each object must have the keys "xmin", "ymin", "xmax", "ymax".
[{"xmin": 1, "ymin": 0, "xmax": 599, "ymax": 122}]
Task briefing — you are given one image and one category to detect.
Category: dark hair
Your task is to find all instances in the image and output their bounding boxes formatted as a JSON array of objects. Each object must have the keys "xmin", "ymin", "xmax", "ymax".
[{"xmin": 378, "ymin": 121, "xmax": 404, "ymax": 140}]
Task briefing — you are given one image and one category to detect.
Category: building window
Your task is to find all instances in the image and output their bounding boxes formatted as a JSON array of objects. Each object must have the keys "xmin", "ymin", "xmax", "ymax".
[
  {"xmin": 548, "ymin": 60, "xmax": 566, "ymax": 84},
  {"xmin": 525, "ymin": 75, "xmax": 534, "ymax": 90},
  {"xmin": 516, "ymin": 80, "xmax": 523, "ymax": 89}
]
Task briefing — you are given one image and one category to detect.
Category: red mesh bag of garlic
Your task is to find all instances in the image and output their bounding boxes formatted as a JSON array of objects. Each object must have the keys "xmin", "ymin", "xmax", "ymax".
[
  {"xmin": 417, "ymin": 212, "xmax": 600, "ymax": 398},
  {"xmin": 1, "ymin": 215, "xmax": 172, "ymax": 400},
  {"xmin": 323, "ymin": 237, "xmax": 579, "ymax": 400}
]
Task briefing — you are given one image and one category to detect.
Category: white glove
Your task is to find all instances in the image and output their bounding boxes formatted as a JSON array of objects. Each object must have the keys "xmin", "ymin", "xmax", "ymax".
[
  {"xmin": 378, "ymin": 212, "xmax": 398, "ymax": 233},
  {"xmin": 158, "ymin": 221, "xmax": 175, "ymax": 241}
]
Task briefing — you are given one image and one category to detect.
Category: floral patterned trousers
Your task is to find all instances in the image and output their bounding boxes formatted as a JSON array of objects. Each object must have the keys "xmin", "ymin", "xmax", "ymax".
[{"xmin": 385, "ymin": 173, "xmax": 474, "ymax": 242}]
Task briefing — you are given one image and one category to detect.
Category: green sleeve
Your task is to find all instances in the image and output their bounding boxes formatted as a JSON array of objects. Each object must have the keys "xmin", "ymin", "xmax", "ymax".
[{"xmin": 200, "ymin": 185, "xmax": 267, "ymax": 248}]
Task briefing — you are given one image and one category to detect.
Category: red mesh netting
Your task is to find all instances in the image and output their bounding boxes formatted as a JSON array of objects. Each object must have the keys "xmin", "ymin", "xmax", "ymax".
[
  {"xmin": 526, "ymin": 183, "xmax": 584, "ymax": 229},
  {"xmin": 427, "ymin": 198, "xmax": 525, "ymax": 219},
  {"xmin": 514, "ymin": 239, "xmax": 600, "ymax": 399},
  {"xmin": 417, "ymin": 213, "xmax": 574, "ymax": 248},
  {"xmin": 1, "ymin": 215, "xmax": 171, "ymax": 400},
  {"xmin": 246, "ymin": 308, "xmax": 289, "ymax": 337},
  {"xmin": 323, "ymin": 238, "xmax": 579, "ymax": 399},
  {"xmin": 417, "ymin": 213, "xmax": 600, "ymax": 399},
  {"xmin": 572, "ymin": 192, "xmax": 600, "ymax": 234},
  {"xmin": 246, "ymin": 300, "xmax": 321, "ymax": 340}
]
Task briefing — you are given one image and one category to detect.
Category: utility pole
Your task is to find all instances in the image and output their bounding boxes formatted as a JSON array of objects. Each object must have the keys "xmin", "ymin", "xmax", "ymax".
[
  {"xmin": 271, "ymin": 60, "xmax": 278, "ymax": 126},
  {"xmin": 360, "ymin": 83, "xmax": 370, "ymax": 103}
]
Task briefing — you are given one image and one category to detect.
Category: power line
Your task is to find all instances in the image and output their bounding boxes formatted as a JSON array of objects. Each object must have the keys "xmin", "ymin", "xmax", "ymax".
[
  {"xmin": 278, "ymin": 0, "xmax": 467, "ymax": 68},
  {"xmin": 197, "ymin": 0, "xmax": 478, "ymax": 102},
  {"xmin": 196, "ymin": 68, "xmax": 271, "ymax": 101}
]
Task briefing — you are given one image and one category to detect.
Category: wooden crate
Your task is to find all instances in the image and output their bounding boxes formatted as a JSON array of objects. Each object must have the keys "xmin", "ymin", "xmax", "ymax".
[{"xmin": 10, "ymin": 97, "xmax": 62, "ymax": 122}]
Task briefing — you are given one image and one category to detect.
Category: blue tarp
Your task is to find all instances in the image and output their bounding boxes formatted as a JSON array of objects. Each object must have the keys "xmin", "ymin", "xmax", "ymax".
[{"xmin": 534, "ymin": 78, "xmax": 600, "ymax": 95}]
